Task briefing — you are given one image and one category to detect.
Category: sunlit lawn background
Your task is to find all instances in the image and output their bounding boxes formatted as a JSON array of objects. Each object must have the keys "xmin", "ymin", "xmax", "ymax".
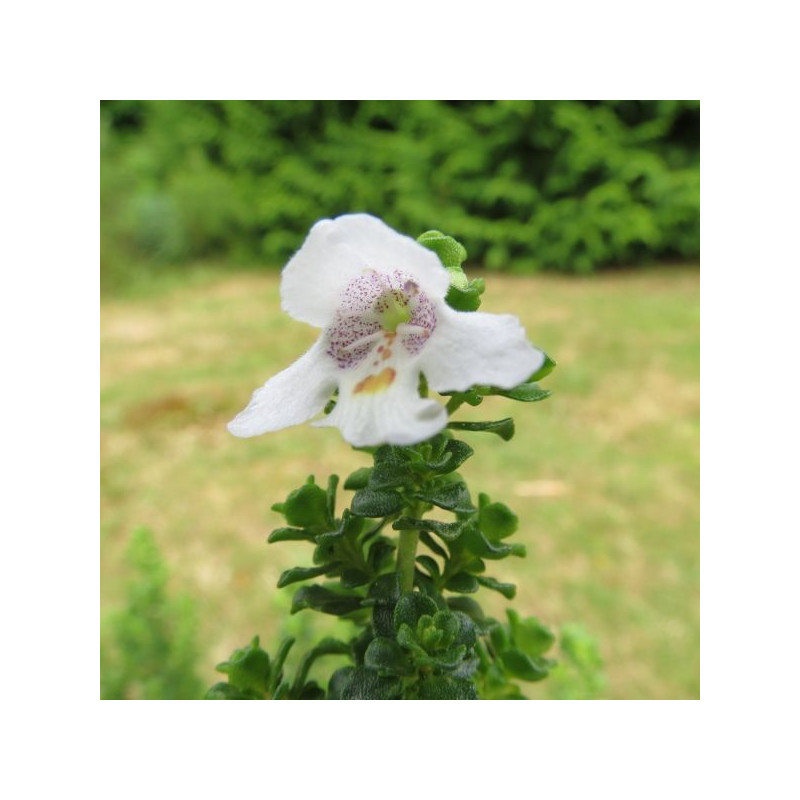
[{"xmin": 100, "ymin": 263, "xmax": 699, "ymax": 699}]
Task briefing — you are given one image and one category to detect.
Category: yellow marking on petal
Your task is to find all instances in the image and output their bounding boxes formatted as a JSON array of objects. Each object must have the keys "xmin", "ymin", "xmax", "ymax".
[{"xmin": 354, "ymin": 368, "xmax": 397, "ymax": 395}]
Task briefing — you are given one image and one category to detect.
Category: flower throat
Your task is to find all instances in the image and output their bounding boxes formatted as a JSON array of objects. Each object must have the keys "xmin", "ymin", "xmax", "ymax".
[{"xmin": 374, "ymin": 288, "xmax": 413, "ymax": 333}]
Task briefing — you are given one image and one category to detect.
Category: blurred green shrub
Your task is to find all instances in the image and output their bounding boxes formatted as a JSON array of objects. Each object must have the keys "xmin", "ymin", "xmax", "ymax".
[
  {"xmin": 545, "ymin": 623, "xmax": 606, "ymax": 699},
  {"xmin": 101, "ymin": 527, "xmax": 202, "ymax": 699},
  {"xmin": 101, "ymin": 100, "xmax": 699, "ymax": 288}
]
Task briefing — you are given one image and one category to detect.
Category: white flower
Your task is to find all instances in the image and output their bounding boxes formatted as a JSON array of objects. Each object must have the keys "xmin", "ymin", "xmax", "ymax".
[{"xmin": 228, "ymin": 214, "xmax": 545, "ymax": 447}]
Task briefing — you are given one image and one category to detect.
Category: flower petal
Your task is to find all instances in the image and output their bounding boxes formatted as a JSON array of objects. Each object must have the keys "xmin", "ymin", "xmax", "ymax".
[
  {"xmin": 419, "ymin": 305, "xmax": 546, "ymax": 393},
  {"xmin": 313, "ymin": 350, "xmax": 447, "ymax": 447},
  {"xmin": 281, "ymin": 214, "xmax": 450, "ymax": 328},
  {"xmin": 228, "ymin": 338, "xmax": 337, "ymax": 437}
]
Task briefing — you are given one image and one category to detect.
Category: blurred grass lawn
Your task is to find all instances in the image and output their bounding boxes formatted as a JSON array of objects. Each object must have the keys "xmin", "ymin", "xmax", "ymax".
[{"xmin": 100, "ymin": 266, "xmax": 699, "ymax": 699}]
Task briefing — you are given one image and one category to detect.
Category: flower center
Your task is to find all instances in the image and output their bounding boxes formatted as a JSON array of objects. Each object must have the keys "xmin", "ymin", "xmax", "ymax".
[
  {"xmin": 374, "ymin": 289, "xmax": 412, "ymax": 333},
  {"xmin": 327, "ymin": 270, "xmax": 437, "ymax": 370}
]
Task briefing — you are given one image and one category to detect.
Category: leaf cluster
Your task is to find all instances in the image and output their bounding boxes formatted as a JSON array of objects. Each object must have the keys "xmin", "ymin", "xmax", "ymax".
[
  {"xmin": 475, "ymin": 610, "xmax": 558, "ymax": 699},
  {"xmin": 208, "ymin": 423, "xmax": 564, "ymax": 699}
]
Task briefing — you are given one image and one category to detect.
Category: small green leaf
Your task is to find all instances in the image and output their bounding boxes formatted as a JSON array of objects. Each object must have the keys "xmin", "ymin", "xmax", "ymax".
[
  {"xmin": 316, "ymin": 508, "xmax": 364, "ymax": 545},
  {"xmin": 393, "ymin": 516, "xmax": 464, "ymax": 541},
  {"xmin": 450, "ymin": 610, "xmax": 479, "ymax": 649},
  {"xmin": 445, "ymin": 573, "xmax": 479, "ymax": 594},
  {"xmin": 446, "ymin": 596, "xmax": 486, "ymax": 625},
  {"xmin": 351, "ymin": 487, "xmax": 404, "ymax": 517},
  {"xmin": 367, "ymin": 573, "xmax": 401, "ymax": 605},
  {"xmin": 462, "ymin": 388, "xmax": 485, "ymax": 407},
  {"xmin": 478, "ymin": 495, "xmax": 519, "ymax": 540},
  {"xmin": 291, "ymin": 638, "xmax": 352, "ymax": 694},
  {"xmin": 394, "ymin": 592, "xmax": 439, "ymax": 631},
  {"xmin": 499, "ymin": 649, "xmax": 551, "ymax": 682},
  {"xmin": 462, "ymin": 523, "xmax": 525, "ymax": 560},
  {"xmin": 417, "ymin": 676, "xmax": 478, "ymax": 700},
  {"xmin": 447, "ymin": 418, "xmax": 515, "ymax": 441},
  {"xmin": 267, "ymin": 527, "xmax": 316, "ymax": 544},
  {"xmin": 316, "ymin": 510, "xmax": 364, "ymax": 546},
  {"xmin": 273, "ymin": 477, "xmax": 330, "ymax": 530},
  {"xmin": 463, "ymin": 556, "xmax": 486, "ymax": 573},
  {"xmin": 431, "ymin": 610, "xmax": 460, "ymax": 645},
  {"xmin": 215, "ymin": 635, "xmax": 271, "ymax": 695},
  {"xmin": 291, "ymin": 586, "xmax": 364, "ymax": 616},
  {"xmin": 492, "ymin": 382, "xmax": 552, "ymax": 403},
  {"xmin": 372, "ymin": 606, "xmax": 396, "ymax": 638},
  {"xmin": 373, "ymin": 444, "xmax": 411, "ymax": 465},
  {"xmin": 425, "ymin": 439, "xmax": 474, "ymax": 474},
  {"xmin": 340, "ymin": 568, "xmax": 371, "ymax": 588},
  {"xmin": 441, "ymin": 388, "xmax": 483, "ymax": 406},
  {"xmin": 413, "ymin": 481, "xmax": 475, "ymax": 514},
  {"xmin": 272, "ymin": 682, "xmax": 291, "ymax": 699},
  {"xmin": 205, "ymin": 683, "xmax": 261, "ymax": 700},
  {"xmin": 295, "ymin": 683, "xmax": 325, "ymax": 700},
  {"xmin": 417, "ymin": 230, "xmax": 468, "ymax": 268},
  {"xmin": 364, "ymin": 637, "xmax": 414, "ymax": 676},
  {"xmin": 277, "ymin": 564, "xmax": 332, "ymax": 588},
  {"xmin": 476, "ymin": 575, "xmax": 517, "ymax": 599},
  {"xmin": 507, "ymin": 610, "xmax": 556, "ymax": 657},
  {"xmin": 366, "ymin": 576, "xmax": 403, "ymax": 636},
  {"xmin": 311, "ymin": 638, "xmax": 352, "ymax": 658},
  {"xmin": 489, "ymin": 624, "xmax": 511, "ymax": 653},
  {"xmin": 269, "ymin": 637, "xmax": 295, "ymax": 694},
  {"xmin": 328, "ymin": 667, "xmax": 355, "ymax": 700},
  {"xmin": 416, "ymin": 555, "xmax": 441, "ymax": 578},
  {"xmin": 340, "ymin": 667, "xmax": 403, "ymax": 700},
  {"xmin": 270, "ymin": 639, "xmax": 294, "ymax": 673},
  {"xmin": 445, "ymin": 280, "xmax": 485, "ymax": 312},
  {"xmin": 343, "ymin": 467, "xmax": 372, "ymax": 490},
  {"xmin": 419, "ymin": 531, "xmax": 449, "ymax": 559},
  {"xmin": 369, "ymin": 461, "xmax": 415, "ymax": 489},
  {"xmin": 417, "ymin": 645, "xmax": 469, "ymax": 671},
  {"xmin": 366, "ymin": 538, "xmax": 395, "ymax": 572},
  {"xmin": 326, "ymin": 474, "xmax": 339, "ymax": 520}
]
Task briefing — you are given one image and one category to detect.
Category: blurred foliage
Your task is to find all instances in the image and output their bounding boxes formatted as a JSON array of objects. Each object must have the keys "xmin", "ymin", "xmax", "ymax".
[
  {"xmin": 101, "ymin": 100, "xmax": 699, "ymax": 290},
  {"xmin": 101, "ymin": 527, "xmax": 203, "ymax": 700},
  {"xmin": 545, "ymin": 623, "xmax": 606, "ymax": 699}
]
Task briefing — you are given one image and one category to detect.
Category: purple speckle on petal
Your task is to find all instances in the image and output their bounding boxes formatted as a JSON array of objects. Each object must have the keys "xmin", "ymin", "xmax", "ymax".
[{"xmin": 326, "ymin": 270, "xmax": 437, "ymax": 369}]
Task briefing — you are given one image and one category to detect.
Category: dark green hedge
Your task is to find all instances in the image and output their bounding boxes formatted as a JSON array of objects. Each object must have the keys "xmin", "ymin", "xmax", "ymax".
[{"xmin": 101, "ymin": 100, "xmax": 699, "ymax": 282}]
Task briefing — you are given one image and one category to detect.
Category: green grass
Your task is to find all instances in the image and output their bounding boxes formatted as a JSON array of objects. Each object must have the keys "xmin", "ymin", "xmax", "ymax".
[{"xmin": 100, "ymin": 265, "xmax": 699, "ymax": 699}]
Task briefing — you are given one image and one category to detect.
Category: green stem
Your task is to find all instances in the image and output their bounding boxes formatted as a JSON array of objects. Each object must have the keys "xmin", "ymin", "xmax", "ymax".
[{"xmin": 396, "ymin": 529, "xmax": 420, "ymax": 593}]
